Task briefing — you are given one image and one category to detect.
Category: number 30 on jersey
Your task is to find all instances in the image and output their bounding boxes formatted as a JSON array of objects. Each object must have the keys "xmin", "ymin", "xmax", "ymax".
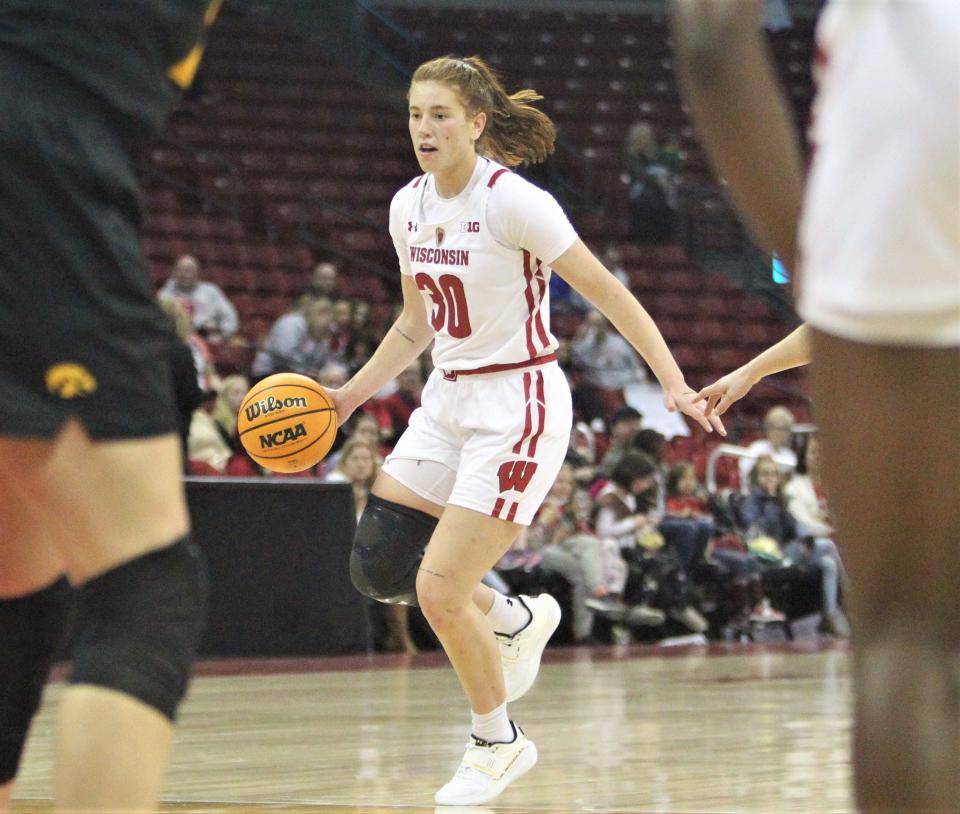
[{"xmin": 415, "ymin": 273, "xmax": 473, "ymax": 338}]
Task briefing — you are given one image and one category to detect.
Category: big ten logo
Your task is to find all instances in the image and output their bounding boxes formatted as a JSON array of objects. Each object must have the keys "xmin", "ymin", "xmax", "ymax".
[
  {"xmin": 459, "ymin": 221, "xmax": 480, "ymax": 233},
  {"xmin": 45, "ymin": 363, "xmax": 97, "ymax": 399},
  {"xmin": 244, "ymin": 394, "xmax": 307, "ymax": 422},
  {"xmin": 497, "ymin": 460, "xmax": 539, "ymax": 494},
  {"xmin": 259, "ymin": 422, "xmax": 307, "ymax": 449}
]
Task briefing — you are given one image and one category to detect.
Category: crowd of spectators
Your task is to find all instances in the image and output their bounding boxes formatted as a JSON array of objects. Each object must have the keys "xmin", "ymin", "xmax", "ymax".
[{"xmin": 157, "ymin": 252, "xmax": 843, "ymax": 650}]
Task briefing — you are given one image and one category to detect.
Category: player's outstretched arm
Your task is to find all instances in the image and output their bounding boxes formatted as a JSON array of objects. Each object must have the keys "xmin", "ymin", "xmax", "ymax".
[
  {"xmin": 694, "ymin": 325, "xmax": 812, "ymax": 416},
  {"xmin": 551, "ymin": 238, "xmax": 725, "ymax": 435},
  {"xmin": 670, "ymin": 0, "xmax": 804, "ymax": 273},
  {"xmin": 326, "ymin": 274, "xmax": 434, "ymax": 425}
]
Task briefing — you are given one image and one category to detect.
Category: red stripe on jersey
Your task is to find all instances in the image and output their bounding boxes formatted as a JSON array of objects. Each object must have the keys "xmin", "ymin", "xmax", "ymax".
[
  {"xmin": 492, "ymin": 497, "xmax": 505, "ymax": 518},
  {"xmin": 527, "ymin": 371, "xmax": 547, "ymax": 457},
  {"xmin": 506, "ymin": 502, "xmax": 519, "ymax": 523},
  {"xmin": 512, "ymin": 371, "xmax": 533, "ymax": 454},
  {"xmin": 533, "ymin": 257, "xmax": 549, "ymax": 348},
  {"xmin": 522, "ymin": 251, "xmax": 538, "ymax": 358},
  {"xmin": 488, "ymin": 168, "xmax": 510, "ymax": 188}
]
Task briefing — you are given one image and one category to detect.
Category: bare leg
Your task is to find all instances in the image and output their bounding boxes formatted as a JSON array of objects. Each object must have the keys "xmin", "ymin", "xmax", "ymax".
[
  {"xmin": 810, "ymin": 331, "xmax": 959, "ymax": 813},
  {"xmin": 0, "ymin": 419, "xmax": 191, "ymax": 813},
  {"xmin": 416, "ymin": 507, "xmax": 521, "ymax": 714}
]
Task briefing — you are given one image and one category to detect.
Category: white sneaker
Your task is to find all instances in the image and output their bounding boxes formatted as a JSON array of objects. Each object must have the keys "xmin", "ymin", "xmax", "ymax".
[
  {"xmin": 497, "ymin": 594, "xmax": 561, "ymax": 702},
  {"xmin": 434, "ymin": 723, "xmax": 538, "ymax": 806}
]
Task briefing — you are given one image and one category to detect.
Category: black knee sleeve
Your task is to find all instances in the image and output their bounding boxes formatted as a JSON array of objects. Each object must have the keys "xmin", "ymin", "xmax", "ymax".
[
  {"xmin": 0, "ymin": 577, "xmax": 74, "ymax": 783},
  {"xmin": 350, "ymin": 494, "xmax": 438, "ymax": 606},
  {"xmin": 70, "ymin": 537, "xmax": 207, "ymax": 722}
]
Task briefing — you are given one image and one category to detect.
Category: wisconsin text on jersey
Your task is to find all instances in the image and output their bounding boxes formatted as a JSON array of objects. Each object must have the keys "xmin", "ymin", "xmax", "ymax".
[{"xmin": 409, "ymin": 246, "xmax": 470, "ymax": 266}]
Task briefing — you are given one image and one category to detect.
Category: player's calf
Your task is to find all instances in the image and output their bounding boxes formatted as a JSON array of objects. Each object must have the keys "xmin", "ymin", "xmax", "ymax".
[{"xmin": 0, "ymin": 578, "xmax": 73, "ymax": 784}]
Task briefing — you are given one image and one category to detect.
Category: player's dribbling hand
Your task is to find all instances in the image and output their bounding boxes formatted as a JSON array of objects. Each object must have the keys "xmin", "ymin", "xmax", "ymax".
[
  {"xmin": 693, "ymin": 367, "xmax": 756, "ymax": 417},
  {"xmin": 665, "ymin": 388, "xmax": 727, "ymax": 436},
  {"xmin": 320, "ymin": 386, "xmax": 356, "ymax": 428}
]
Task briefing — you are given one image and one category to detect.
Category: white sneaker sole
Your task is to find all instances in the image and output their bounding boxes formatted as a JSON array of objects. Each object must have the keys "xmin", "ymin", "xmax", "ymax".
[
  {"xmin": 504, "ymin": 595, "xmax": 562, "ymax": 703},
  {"xmin": 434, "ymin": 740, "xmax": 539, "ymax": 806}
]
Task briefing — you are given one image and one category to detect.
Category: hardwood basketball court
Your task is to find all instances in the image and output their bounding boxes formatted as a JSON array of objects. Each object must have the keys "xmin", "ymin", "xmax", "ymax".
[{"xmin": 12, "ymin": 641, "xmax": 853, "ymax": 813}]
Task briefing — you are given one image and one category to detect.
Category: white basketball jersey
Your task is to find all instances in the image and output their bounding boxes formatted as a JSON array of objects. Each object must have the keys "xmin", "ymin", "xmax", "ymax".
[
  {"xmin": 391, "ymin": 158, "xmax": 578, "ymax": 371},
  {"xmin": 798, "ymin": 0, "xmax": 960, "ymax": 345}
]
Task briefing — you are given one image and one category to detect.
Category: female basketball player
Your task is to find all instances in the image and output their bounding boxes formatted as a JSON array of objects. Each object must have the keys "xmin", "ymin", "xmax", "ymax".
[
  {"xmin": 672, "ymin": 1, "xmax": 959, "ymax": 810},
  {"xmin": 0, "ymin": 3, "xmax": 218, "ymax": 812},
  {"xmin": 326, "ymin": 55, "xmax": 723, "ymax": 806}
]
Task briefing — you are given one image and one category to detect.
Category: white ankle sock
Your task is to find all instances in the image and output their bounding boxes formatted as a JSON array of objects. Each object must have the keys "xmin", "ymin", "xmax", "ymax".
[
  {"xmin": 485, "ymin": 592, "xmax": 532, "ymax": 637},
  {"xmin": 471, "ymin": 702, "xmax": 515, "ymax": 744}
]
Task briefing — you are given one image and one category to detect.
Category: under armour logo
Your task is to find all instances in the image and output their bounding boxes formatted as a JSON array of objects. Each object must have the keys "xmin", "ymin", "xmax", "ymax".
[{"xmin": 407, "ymin": 221, "xmax": 418, "ymax": 232}]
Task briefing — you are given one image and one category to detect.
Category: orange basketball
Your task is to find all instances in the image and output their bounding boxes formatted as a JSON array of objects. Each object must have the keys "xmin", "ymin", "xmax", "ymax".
[{"xmin": 237, "ymin": 372, "xmax": 338, "ymax": 473}]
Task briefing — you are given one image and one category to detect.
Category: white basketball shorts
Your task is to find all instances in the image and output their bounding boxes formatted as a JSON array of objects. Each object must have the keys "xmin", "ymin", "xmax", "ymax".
[{"xmin": 383, "ymin": 362, "xmax": 572, "ymax": 525}]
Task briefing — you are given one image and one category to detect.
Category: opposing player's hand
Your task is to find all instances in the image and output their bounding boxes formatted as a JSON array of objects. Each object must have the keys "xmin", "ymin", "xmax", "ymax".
[
  {"xmin": 694, "ymin": 367, "xmax": 756, "ymax": 417},
  {"xmin": 665, "ymin": 387, "xmax": 727, "ymax": 435},
  {"xmin": 321, "ymin": 386, "xmax": 356, "ymax": 428}
]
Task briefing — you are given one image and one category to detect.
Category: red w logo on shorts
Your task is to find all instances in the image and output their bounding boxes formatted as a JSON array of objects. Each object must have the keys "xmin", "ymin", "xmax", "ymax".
[{"xmin": 497, "ymin": 460, "xmax": 539, "ymax": 494}]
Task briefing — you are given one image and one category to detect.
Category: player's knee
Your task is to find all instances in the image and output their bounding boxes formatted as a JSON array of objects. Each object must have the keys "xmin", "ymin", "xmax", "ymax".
[
  {"xmin": 70, "ymin": 537, "xmax": 207, "ymax": 722},
  {"xmin": 350, "ymin": 494, "xmax": 437, "ymax": 606},
  {"xmin": 414, "ymin": 573, "xmax": 462, "ymax": 632},
  {"xmin": 0, "ymin": 578, "xmax": 73, "ymax": 783}
]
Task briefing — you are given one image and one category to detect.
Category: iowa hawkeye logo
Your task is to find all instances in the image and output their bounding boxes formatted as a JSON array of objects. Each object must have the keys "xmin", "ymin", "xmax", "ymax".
[
  {"xmin": 259, "ymin": 422, "xmax": 307, "ymax": 449},
  {"xmin": 497, "ymin": 460, "xmax": 539, "ymax": 493}
]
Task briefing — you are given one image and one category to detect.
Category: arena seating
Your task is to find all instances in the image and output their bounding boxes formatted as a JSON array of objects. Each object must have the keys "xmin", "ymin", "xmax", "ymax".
[{"xmin": 142, "ymin": 3, "xmax": 813, "ymax": 428}]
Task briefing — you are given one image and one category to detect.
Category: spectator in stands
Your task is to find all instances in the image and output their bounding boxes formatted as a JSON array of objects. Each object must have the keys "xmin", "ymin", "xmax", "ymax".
[
  {"xmin": 668, "ymin": 460, "xmax": 783, "ymax": 626},
  {"xmin": 571, "ymin": 311, "xmax": 647, "ymax": 424},
  {"xmin": 380, "ymin": 360, "xmax": 423, "ymax": 448},
  {"xmin": 504, "ymin": 465, "xmax": 635, "ymax": 644},
  {"xmin": 784, "ymin": 435, "xmax": 849, "ymax": 637},
  {"xmin": 350, "ymin": 299, "xmax": 380, "ymax": 347},
  {"xmin": 326, "ymin": 438, "xmax": 418, "ymax": 654},
  {"xmin": 157, "ymin": 296, "xmax": 205, "ymax": 462},
  {"xmin": 328, "ymin": 299, "xmax": 354, "ymax": 357},
  {"xmin": 327, "ymin": 411, "xmax": 386, "ymax": 473},
  {"xmin": 299, "ymin": 261, "xmax": 341, "ymax": 308},
  {"xmin": 251, "ymin": 298, "xmax": 335, "ymax": 379},
  {"xmin": 158, "ymin": 294, "xmax": 220, "ymax": 394},
  {"xmin": 739, "ymin": 405, "xmax": 798, "ymax": 490},
  {"xmin": 737, "ymin": 456, "xmax": 797, "ymax": 545},
  {"xmin": 594, "ymin": 451, "xmax": 686, "ymax": 631},
  {"xmin": 597, "ymin": 406, "xmax": 645, "ymax": 477},
  {"xmin": 623, "ymin": 121, "xmax": 677, "ymax": 243},
  {"xmin": 187, "ymin": 375, "xmax": 258, "ymax": 476},
  {"xmin": 159, "ymin": 253, "xmax": 238, "ymax": 342},
  {"xmin": 566, "ymin": 421, "xmax": 599, "ymax": 486}
]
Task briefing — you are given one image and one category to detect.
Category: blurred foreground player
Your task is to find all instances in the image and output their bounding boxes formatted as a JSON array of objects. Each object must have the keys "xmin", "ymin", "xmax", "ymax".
[
  {"xmin": 0, "ymin": 2, "xmax": 221, "ymax": 811},
  {"xmin": 671, "ymin": 1, "xmax": 960, "ymax": 811}
]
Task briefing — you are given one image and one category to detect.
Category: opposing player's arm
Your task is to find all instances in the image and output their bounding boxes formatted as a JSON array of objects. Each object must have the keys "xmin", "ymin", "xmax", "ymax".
[
  {"xmin": 695, "ymin": 325, "xmax": 812, "ymax": 415},
  {"xmin": 551, "ymin": 239, "xmax": 724, "ymax": 435},
  {"xmin": 670, "ymin": 0, "xmax": 804, "ymax": 273},
  {"xmin": 330, "ymin": 274, "xmax": 434, "ymax": 425}
]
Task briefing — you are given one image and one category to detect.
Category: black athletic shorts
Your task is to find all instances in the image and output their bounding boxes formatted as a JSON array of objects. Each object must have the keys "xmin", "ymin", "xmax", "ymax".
[{"xmin": 0, "ymin": 49, "xmax": 178, "ymax": 440}]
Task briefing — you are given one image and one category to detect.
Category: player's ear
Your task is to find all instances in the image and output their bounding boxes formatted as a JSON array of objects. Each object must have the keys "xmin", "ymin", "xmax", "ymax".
[{"xmin": 472, "ymin": 110, "xmax": 487, "ymax": 142}]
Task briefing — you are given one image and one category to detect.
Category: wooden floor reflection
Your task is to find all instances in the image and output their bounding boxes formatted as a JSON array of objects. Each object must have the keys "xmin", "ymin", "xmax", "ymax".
[{"xmin": 12, "ymin": 641, "xmax": 853, "ymax": 813}]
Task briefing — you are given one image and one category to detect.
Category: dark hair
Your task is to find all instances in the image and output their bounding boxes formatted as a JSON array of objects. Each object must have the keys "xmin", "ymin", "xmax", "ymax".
[
  {"xmin": 666, "ymin": 461, "xmax": 695, "ymax": 499},
  {"xmin": 410, "ymin": 55, "xmax": 556, "ymax": 167},
  {"xmin": 611, "ymin": 405, "xmax": 643, "ymax": 426},
  {"xmin": 630, "ymin": 428, "xmax": 665, "ymax": 461},
  {"xmin": 610, "ymin": 450, "xmax": 657, "ymax": 491}
]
